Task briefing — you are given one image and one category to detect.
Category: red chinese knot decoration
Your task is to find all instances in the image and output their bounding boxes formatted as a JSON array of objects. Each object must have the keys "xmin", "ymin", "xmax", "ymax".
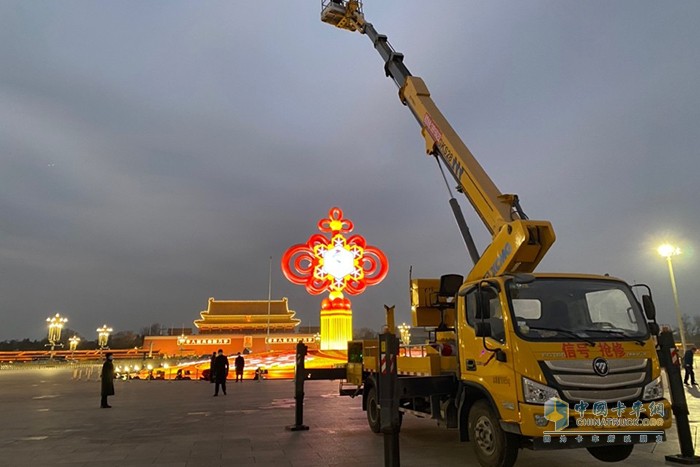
[{"xmin": 281, "ymin": 207, "xmax": 389, "ymax": 300}]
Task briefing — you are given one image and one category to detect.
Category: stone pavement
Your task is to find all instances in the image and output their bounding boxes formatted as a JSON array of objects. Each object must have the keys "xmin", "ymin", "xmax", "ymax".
[{"xmin": 1, "ymin": 367, "xmax": 700, "ymax": 467}]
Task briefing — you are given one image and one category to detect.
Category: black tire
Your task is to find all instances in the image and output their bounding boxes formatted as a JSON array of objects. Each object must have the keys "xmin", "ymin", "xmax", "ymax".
[
  {"xmin": 467, "ymin": 399, "xmax": 519, "ymax": 467},
  {"xmin": 366, "ymin": 385, "xmax": 381, "ymax": 433},
  {"xmin": 586, "ymin": 445, "xmax": 634, "ymax": 462}
]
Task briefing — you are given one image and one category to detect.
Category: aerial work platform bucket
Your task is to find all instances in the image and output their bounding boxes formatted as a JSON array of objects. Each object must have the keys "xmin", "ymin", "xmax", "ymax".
[{"xmin": 320, "ymin": 0, "xmax": 365, "ymax": 32}]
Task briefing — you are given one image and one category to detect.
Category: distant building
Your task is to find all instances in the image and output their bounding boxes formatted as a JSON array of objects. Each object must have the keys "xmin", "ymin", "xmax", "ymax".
[
  {"xmin": 194, "ymin": 297, "xmax": 300, "ymax": 334},
  {"xmin": 142, "ymin": 297, "xmax": 316, "ymax": 356}
]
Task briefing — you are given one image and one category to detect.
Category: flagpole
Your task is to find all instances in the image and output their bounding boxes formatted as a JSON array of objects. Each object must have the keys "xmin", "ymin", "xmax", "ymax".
[{"xmin": 266, "ymin": 256, "xmax": 272, "ymax": 351}]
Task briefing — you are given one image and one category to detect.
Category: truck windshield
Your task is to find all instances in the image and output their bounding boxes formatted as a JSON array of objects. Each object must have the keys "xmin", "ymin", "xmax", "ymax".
[{"xmin": 506, "ymin": 278, "xmax": 649, "ymax": 342}]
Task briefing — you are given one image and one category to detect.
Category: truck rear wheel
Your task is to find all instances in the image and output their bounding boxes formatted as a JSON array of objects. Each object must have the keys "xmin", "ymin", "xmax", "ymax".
[
  {"xmin": 467, "ymin": 400, "xmax": 518, "ymax": 467},
  {"xmin": 366, "ymin": 385, "xmax": 381, "ymax": 433},
  {"xmin": 586, "ymin": 445, "xmax": 634, "ymax": 462}
]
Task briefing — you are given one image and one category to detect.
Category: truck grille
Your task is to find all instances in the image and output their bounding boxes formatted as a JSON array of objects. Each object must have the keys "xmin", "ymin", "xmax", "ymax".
[{"xmin": 540, "ymin": 358, "xmax": 649, "ymax": 405}]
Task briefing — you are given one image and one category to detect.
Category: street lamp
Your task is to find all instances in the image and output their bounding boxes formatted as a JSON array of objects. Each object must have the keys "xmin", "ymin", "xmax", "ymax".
[
  {"xmin": 46, "ymin": 313, "xmax": 68, "ymax": 357},
  {"xmin": 177, "ymin": 333, "xmax": 187, "ymax": 358},
  {"xmin": 398, "ymin": 322, "xmax": 411, "ymax": 346},
  {"xmin": 96, "ymin": 324, "xmax": 113, "ymax": 350},
  {"xmin": 657, "ymin": 243, "xmax": 687, "ymax": 352},
  {"xmin": 68, "ymin": 335, "xmax": 80, "ymax": 357}
]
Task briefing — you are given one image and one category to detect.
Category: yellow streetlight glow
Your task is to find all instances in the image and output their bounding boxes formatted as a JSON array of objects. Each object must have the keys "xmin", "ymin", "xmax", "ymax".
[
  {"xmin": 46, "ymin": 314, "xmax": 68, "ymax": 358},
  {"xmin": 46, "ymin": 313, "xmax": 68, "ymax": 345},
  {"xmin": 658, "ymin": 243, "xmax": 681, "ymax": 258},
  {"xmin": 68, "ymin": 335, "xmax": 80, "ymax": 352},
  {"xmin": 657, "ymin": 243, "xmax": 687, "ymax": 351},
  {"xmin": 177, "ymin": 333, "xmax": 187, "ymax": 358},
  {"xmin": 398, "ymin": 322, "xmax": 412, "ymax": 346},
  {"xmin": 96, "ymin": 324, "xmax": 113, "ymax": 350}
]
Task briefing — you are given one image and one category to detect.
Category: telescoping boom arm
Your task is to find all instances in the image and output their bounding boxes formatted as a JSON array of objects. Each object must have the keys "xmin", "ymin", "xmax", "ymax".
[{"xmin": 321, "ymin": 1, "xmax": 556, "ymax": 281}]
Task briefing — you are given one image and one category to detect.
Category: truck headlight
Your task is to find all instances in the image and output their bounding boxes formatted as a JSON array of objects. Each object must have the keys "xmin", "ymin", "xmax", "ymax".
[
  {"xmin": 522, "ymin": 377, "xmax": 560, "ymax": 404},
  {"xmin": 642, "ymin": 376, "xmax": 664, "ymax": 401}
]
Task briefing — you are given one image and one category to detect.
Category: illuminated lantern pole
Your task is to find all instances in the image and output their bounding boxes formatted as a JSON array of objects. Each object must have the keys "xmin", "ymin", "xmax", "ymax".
[
  {"xmin": 177, "ymin": 333, "xmax": 187, "ymax": 358},
  {"xmin": 657, "ymin": 244, "xmax": 687, "ymax": 351},
  {"xmin": 97, "ymin": 324, "xmax": 113, "ymax": 350},
  {"xmin": 46, "ymin": 313, "xmax": 68, "ymax": 358},
  {"xmin": 282, "ymin": 207, "xmax": 388, "ymax": 350},
  {"xmin": 69, "ymin": 335, "xmax": 80, "ymax": 353},
  {"xmin": 398, "ymin": 322, "xmax": 411, "ymax": 346}
]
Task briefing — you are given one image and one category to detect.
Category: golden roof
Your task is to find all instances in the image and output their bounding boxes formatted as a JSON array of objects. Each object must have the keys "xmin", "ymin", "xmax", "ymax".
[{"xmin": 194, "ymin": 297, "xmax": 301, "ymax": 333}]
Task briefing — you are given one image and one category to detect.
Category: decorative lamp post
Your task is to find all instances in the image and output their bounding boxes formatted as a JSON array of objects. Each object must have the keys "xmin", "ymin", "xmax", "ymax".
[
  {"xmin": 96, "ymin": 324, "xmax": 113, "ymax": 350},
  {"xmin": 398, "ymin": 322, "xmax": 411, "ymax": 346},
  {"xmin": 282, "ymin": 207, "xmax": 389, "ymax": 350},
  {"xmin": 658, "ymin": 244, "xmax": 687, "ymax": 352},
  {"xmin": 68, "ymin": 335, "xmax": 80, "ymax": 358},
  {"xmin": 46, "ymin": 313, "xmax": 68, "ymax": 357},
  {"xmin": 177, "ymin": 333, "xmax": 187, "ymax": 358}
]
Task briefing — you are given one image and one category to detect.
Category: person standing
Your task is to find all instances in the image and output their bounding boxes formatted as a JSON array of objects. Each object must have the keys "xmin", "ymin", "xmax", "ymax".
[
  {"xmin": 234, "ymin": 352, "xmax": 245, "ymax": 382},
  {"xmin": 684, "ymin": 346, "xmax": 697, "ymax": 385},
  {"xmin": 100, "ymin": 352, "xmax": 115, "ymax": 408},
  {"xmin": 209, "ymin": 351, "xmax": 216, "ymax": 383},
  {"xmin": 213, "ymin": 349, "xmax": 229, "ymax": 396}
]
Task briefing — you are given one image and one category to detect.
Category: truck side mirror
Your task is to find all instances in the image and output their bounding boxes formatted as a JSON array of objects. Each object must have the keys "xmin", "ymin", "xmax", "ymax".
[
  {"xmin": 642, "ymin": 295, "xmax": 656, "ymax": 321},
  {"xmin": 475, "ymin": 290, "xmax": 491, "ymax": 320},
  {"xmin": 648, "ymin": 322, "xmax": 660, "ymax": 336},
  {"xmin": 476, "ymin": 322, "xmax": 492, "ymax": 337}
]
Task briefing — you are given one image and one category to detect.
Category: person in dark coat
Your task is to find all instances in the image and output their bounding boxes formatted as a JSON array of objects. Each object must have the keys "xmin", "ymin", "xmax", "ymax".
[
  {"xmin": 234, "ymin": 352, "xmax": 245, "ymax": 382},
  {"xmin": 209, "ymin": 351, "xmax": 216, "ymax": 383},
  {"xmin": 101, "ymin": 352, "xmax": 115, "ymax": 408},
  {"xmin": 213, "ymin": 349, "xmax": 229, "ymax": 396},
  {"xmin": 684, "ymin": 347, "xmax": 697, "ymax": 385}
]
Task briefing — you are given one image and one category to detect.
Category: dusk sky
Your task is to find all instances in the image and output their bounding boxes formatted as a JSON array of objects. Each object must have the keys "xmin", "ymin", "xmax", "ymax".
[{"xmin": 1, "ymin": 1, "xmax": 699, "ymax": 341}]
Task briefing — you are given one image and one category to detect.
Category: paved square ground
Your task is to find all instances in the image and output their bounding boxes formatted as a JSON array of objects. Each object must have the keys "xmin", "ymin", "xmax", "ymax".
[{"xmin": 1, "ymin": 367, "xmax": 699, "ymax": 466}]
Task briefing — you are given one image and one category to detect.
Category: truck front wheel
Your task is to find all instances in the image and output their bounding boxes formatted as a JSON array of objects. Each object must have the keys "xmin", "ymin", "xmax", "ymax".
[
  {"xmin": 467, "ymin": 400, "xmax": 519, "ymax": 467},
  {"xmin": 366, "ymin": 385, "xmax": 381, "ymax": 433},
  {"xmin": 586, "ymin": 445, "xmax": 634, "ymax": 462}
]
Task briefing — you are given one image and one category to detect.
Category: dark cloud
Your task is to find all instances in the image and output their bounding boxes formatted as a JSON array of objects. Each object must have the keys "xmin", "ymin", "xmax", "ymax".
[{"xmin": 1, "ymin": 1, "xmax": 699, "ymax": 340}]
